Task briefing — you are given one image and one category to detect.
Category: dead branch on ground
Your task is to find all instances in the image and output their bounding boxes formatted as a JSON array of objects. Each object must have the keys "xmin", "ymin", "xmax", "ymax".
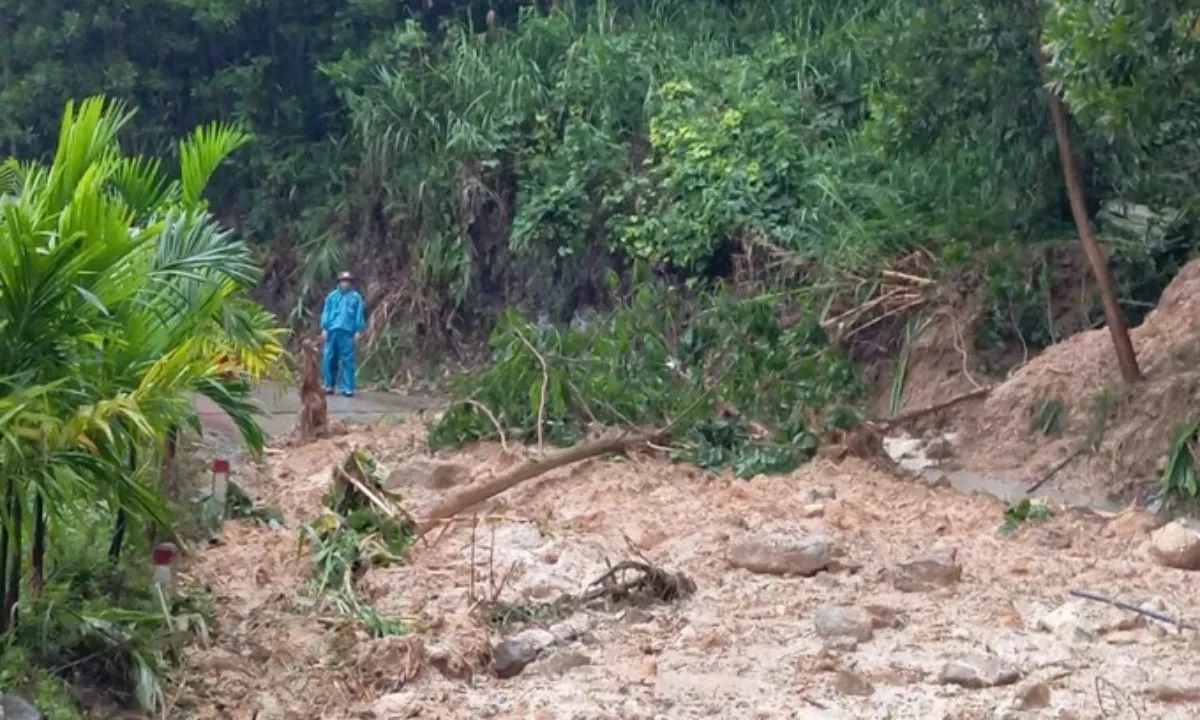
[
  {"xmin": 1025, "ymin": 444, "xmax": 1087, "ymax": 495},
  {"xmin": 869, "ymin": 385, "xmax": 994, "ymax": 428},
  {"xmin": 417, "ymin": 430, "xmax": 661, "ymax": 536},
  {"xmin": 1068, "ymin": 589, "xmax": 1183, "ymax": 628},
  {"xmin": 463, "ymin": 399, "xmax": 509, "ymax": 453},
  {"xmin": 419, "ymin": 364, "xmax": 727, "ymax": 537},
  {"xmin": 578, "ymin": 560, "xmax": 696, "ymax": 606}
]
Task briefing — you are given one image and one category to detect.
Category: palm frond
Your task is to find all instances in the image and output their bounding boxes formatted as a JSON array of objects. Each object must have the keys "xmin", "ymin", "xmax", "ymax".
[{"xmin": 177, "ymin": 123, "xmax": 254, "ymax": 210}]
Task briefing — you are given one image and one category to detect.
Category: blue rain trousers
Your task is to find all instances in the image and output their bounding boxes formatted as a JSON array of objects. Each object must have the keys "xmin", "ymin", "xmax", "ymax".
[
  {"xmin": 320, "ymin": 287, "xmax": 366, "ymax": 395},
  {"xmin": 322, "ymin": 330, "xmax": 357, "ymax": 395}
]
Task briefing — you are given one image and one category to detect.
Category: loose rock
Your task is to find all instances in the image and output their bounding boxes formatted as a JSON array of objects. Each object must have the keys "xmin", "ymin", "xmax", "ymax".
[
  {"xmin": 491, "ymin": 628, "xmax": 556, "ymax": 678},
  {"xmin": 1015, "ymin": 681, "xmax": 1051, "ymax": 710},
  {"xmin": 1148, "ymin": 518, "xmax": 1200, "ymax": 570},
  {"xmin": 806, "ymin": 486, "xmax": 837, "ymax": 502},
  {"xmin": 813, "ymin": 606, "xmax": 875, "ymax": 643},
  {"xmin": 800, "ymin": 503, "xmax": 826, "ymax": 518},
  {"xmin": 532, "ymin": 649, "xmax": 592, "ymax": 676},
  {"xmin": 833, "ymin": 669, "xmax": 875, "ymax": 696},
  {"xmin": 893, "ymin": 547, "xmax": 962, "ymax": 591},
  {"xmin": 1035, "ymin": 599, "xmax": 1141, "ymax": 643},
  {"xmin": 940, "ymin": 653, "xmax": 1021, "ymax": 689},
  {"xmin": 726, "ymin": 532, "xmax": 834, "ymax": 577},
  {"xmin": 372, "ymin": 692, "xmax": 419, "ymax": 719}
]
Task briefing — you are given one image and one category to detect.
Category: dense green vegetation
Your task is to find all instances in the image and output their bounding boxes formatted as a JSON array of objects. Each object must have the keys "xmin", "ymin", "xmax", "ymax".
[
  {"xmin": 430, "ymin": 284, "xmax": 865, "ymax": 476},
  {"xmin": 0, "ymin": 98, "xmax": 285, "ymax": 716},
  {"xmin": 4, "ymin": 0, "xmax": 1198, "ymax": 364}
]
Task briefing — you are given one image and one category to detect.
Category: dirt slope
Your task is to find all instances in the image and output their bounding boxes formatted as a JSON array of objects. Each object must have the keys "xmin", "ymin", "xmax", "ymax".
[
  {"xmin": 956, "ymin": 257, "xmax": 1200, "ymax": 506},
  {"xmin": 173, "ymin": 420, "xmax": 1200, "ymax": 720}
]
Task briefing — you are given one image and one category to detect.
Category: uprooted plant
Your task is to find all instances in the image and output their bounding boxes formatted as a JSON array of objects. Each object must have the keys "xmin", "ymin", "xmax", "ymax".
[
  {"xmin": 299, "ymin": 450, "xmax": 416, "ymax": 637},
  {"xmin": 429, "ymin": 281, "xmax": 866, "ymax": 478}
]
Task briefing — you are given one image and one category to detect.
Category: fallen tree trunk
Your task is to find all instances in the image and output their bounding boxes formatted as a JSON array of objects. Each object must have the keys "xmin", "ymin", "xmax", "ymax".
[
  {"xmin": 418, "ymin": 431, "xmax": 660, "ymax": 535},
  {"xmin": 872, "ymin": 385, "xmax": 994, "ymax": 428}
]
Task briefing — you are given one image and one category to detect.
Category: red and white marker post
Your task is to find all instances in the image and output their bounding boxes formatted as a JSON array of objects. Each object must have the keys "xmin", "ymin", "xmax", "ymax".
[
  {"xmin": 212, "ymin": 458, "xmax": 230, "ymax": 519},
  {"xmin": 152, "ymin": 542, "xmax": 178, "ymax": 604}
]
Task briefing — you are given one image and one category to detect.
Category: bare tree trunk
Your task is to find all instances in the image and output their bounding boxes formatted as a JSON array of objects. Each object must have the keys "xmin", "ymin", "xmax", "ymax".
[
  {"xmin": 298, "ymin": 337, "xmax": 328, "ymax": 439},
  {"xmin": 0, "ymin": 480, "xmax": 9, "ymax": 633},
  {"xmin": 3, "ymin": 481, "xmax": 22, "ymax": 631},
  {"xmin": 1032, "ymin": 30, "xmax": 1142, "ymax": 382},
  {"xmin": 162, "ymin": 425, "xmax": 179, "ymax": 501},
  {"xmin": 30, "ymin": 494, "xmax": 44, "ymax": 597},
  {"xmin": 110, "ymin": 445, "xmax": 136, "ymax": 562},
  {"xmin": 109, "ymin": 510, "xmax": 127, "ymax": 562}
]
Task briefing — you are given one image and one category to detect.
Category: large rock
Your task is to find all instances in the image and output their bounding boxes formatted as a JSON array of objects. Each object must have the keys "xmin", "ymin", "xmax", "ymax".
[
  {"xmin": 813, "ymin": 606, "xmax": 875, "ymax": 643},
  {"xmin": 1035, "ymin": 599, "xmax": 1143, "ymax": 643},
  {"xmin": 1148, "ymin": 519, "xmax": 1200, "ymax": 570},
  {"xmin": 893, "ymin": 547, "xmax": 962, "ymax": 592},
  {"xmin": 726, "ymin": 532, "xmax": 835, "ymax": 577},
  {"xmin": 939, "ymin": 653, "xmax": 1021, "ymax": 689}
]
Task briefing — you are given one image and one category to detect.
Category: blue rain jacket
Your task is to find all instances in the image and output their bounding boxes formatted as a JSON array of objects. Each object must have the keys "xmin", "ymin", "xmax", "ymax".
[{"xmin": 321, "ymin": 288, "xmax": 366, "ymax": 334}]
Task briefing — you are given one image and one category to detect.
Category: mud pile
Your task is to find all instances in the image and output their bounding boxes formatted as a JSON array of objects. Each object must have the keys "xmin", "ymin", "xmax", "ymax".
[{"xmin": 956, "ymin": 258, "xmax": 1200, "ymax": 506}]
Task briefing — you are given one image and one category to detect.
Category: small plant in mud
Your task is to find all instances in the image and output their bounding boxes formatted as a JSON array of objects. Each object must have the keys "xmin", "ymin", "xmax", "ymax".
[
  {"xmin": 429, "ymin": 282, "xmax": 865, "ymax": 478},
  {"xmin": 225, "ymin": 480, "xmax": 285, "ymax": 528},
  {"xmin": 1157, "ymin": 420, "xmax": 1200, "ymax": 513},
  {"xmin": 485, "ymin": 599, "xmax": 575, "ymax": 630},
  {"xmin": 1030, "ymin": 397, "xmax": 1067, "ymax": 437},
  {"xmin": 999, "ymin": 497, "xmax": 1054, "ymax": 534},
  {"xmin": 299, "ymin": 451, "xmax": 416, "ymax": 637}
]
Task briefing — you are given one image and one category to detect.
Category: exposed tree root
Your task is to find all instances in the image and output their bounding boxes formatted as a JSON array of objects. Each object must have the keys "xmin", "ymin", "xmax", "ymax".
[{"xmin": 578, "ymin": 560, "xmax": 696, "ymax": 607}]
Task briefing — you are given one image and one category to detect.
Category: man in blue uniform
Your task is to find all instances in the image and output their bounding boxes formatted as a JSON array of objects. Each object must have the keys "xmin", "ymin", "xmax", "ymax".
[{"xmin": 320, "ymin": 271, "xmax": 367, "ymax": 396}]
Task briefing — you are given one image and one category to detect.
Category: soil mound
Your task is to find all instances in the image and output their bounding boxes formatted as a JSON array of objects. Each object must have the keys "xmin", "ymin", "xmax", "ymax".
[{"xmin": 957, "ymin": 258, "xmax": 1200, "ymax": 505}]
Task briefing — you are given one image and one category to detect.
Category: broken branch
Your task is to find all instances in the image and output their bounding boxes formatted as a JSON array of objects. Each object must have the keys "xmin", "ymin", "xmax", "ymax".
[
  {"xmin": 871, "ymin": 385, "xmax": 994, "ymax": 428},
  {"xmin": 513, "ymin": 328, "xmax": 550, "ymax": 455},
  {"xmin": 417, "ymin": 430, "xmax": 663, "ymax": 535},
  {"xmin": 1068, "ymin": 589, "xmax": 1181, "ymax": 627}
]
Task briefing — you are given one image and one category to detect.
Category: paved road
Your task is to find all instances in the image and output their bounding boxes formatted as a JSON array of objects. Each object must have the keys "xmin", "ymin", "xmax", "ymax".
[{"xmin": 193, "ymin": 382, "xmax": 444, "ymax": 439}]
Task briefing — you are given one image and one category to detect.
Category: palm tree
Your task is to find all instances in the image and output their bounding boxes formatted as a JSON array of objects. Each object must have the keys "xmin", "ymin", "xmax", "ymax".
[{"xmin": 0, "ymin": 96, "xmax": 287, "ymax": 638}]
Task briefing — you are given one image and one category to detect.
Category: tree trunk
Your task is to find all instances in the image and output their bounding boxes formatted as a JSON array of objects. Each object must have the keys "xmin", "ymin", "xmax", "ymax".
[
  {"xmin": 109, "ymin": 445, "xmax": 136, "ymax": 562},
  {"xmin": 109, "ymin": 510, "xmax": 127, "ymax": 562},
  {"xmin": 298, "ymin": 337, "xmax": 328, "ymax": 439},
  {"xmin": 1032, "ymin": 31, "xmax": 1142, "ymax": 382},
  {"xmin": 0, "ymin": 480, "xmax": 9, "ymax": 633},
  {"xmin": 162, "ymin": 425, "xmax": 179, "ymax": 501},
  {"xmin": 3, "ymin": 481, "xmax": 22, "ymax": 631},
  {"xmin": 30, "ymin": 494, "xmax": 44, "ymax": 597}
]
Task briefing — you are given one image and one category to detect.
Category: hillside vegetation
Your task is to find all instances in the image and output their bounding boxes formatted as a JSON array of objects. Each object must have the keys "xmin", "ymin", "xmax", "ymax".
[{"xmin": 5, "ymin": 0, "xmax": 1199, "ymax": 362}]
